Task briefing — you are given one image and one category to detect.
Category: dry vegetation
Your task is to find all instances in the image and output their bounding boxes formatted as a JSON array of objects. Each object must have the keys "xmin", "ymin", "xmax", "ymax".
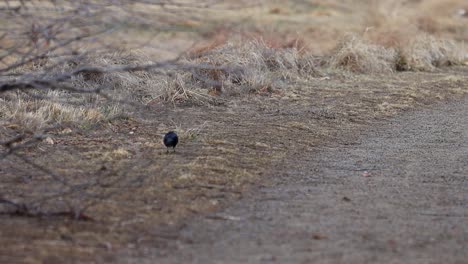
[{"xmin": 1, "ymin": 0, "xmax": 468, "ymax": 262}]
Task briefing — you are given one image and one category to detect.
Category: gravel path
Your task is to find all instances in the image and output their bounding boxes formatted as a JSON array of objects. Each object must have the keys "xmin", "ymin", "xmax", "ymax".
[{"xmin": 125, "ymin": 98, "xmax": 468, "ymax": 264}]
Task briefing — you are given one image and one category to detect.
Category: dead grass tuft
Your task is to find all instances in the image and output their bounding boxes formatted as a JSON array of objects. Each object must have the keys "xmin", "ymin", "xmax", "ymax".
[
  {"xmin": 329, "ymin": 34, "xmax": 397, "ymax": 74},
  {"xmin": 1, "ymin": 42, "xmax": 321, "ymax": 129},
  {"xmin": 366, "ymin": 29, "xmax": 465, "ymax": 72},
  {"xmin": 0, "ymin": 91, "xmax": 121, "ymax": 131},
  {"xmin": 63, "ymin": 51, "xmax": 158, "ymax": 103},
  {"xmin": 328, "ymin": 32, "xmax": 464, "ymax": 74},
  {"xmin": 139, "ymin": 41, "xmax": 320, "ymax": 105},
  {"xmin": 193, "ymin": 28, "xmax": 309, "ymax": 57},
  {"xmin": 71, "ymin": 41, "xmax": 316, "ymax": 104},
  {"xmin": 187, "ymin": 41, "xmax": 320, "ymax": 95},
  {"xmin": 362, "ymin": 0, "xmax": 466, "ymax": 71},
  {"xmin": 105, "ymin": 148, "xmax": 132, "ymax": 160},
  {"xmin": 398, "ymin": 35, "xmax": 465, "ymax": 71}
]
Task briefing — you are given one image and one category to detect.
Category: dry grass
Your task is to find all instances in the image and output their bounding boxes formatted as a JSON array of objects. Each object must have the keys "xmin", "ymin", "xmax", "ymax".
[
  {"xmin": 329, "ymin": 34, "xmax": 398, "ymax": 74},
  {"xmin": 328, "ymin": 33, "xmax": 465, "ymax": 73},
  {"xmin": 2, "ymin": 33, "xmax": 465, "ymax": 130},
  {"xmin": 61, "ymin": 41, "xmax": 320, "ymax": 107},
  {"xmin": 185, "ymin": 41, "xmax": 319, "ymax": 94},
  {"xmin": 399, "ymin": 35, "xmax": 465, "ymax": 71},
  {"xmin": 0, "ymin": 90, "xmax": 121, "ymax": 131},
  {"xmin": 362, "ymin": 0, "xmax": 466, "ymax": 71},
  {"xmin": 3, "ymin": 0, "xmax": 468, "ymax": 130},
  {"xmin": 142, "ymin": 39, "xmax": 318, "ymax": 106}
]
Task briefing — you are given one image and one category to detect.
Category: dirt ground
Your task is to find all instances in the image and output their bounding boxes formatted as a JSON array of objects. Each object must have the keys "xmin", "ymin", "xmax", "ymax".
[
  {"xmin": 1, "ymin": 67, "xmax": 468, "ymax": 263},
  {"xmin": 120, "ymin": 92, "xmax": 468, "ymax": 264},
  {"xmin": 2, "ymin": 0, "xmax": 468, "ymax": 262}
]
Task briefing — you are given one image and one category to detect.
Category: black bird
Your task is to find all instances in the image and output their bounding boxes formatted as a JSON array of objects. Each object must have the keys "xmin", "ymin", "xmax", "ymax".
[{"xmin": 163, "ymin": 131, "xmax": 178, "ymax": 153}]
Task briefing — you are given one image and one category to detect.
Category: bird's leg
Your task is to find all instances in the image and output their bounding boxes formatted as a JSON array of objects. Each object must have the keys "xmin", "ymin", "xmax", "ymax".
[
  {"xmin": 173, "ymin": 147, "xmax": 176, "ymax": 153},
  {"xmin": 166, "ymin": 148, "xmax": 169, "ymax": 154}
]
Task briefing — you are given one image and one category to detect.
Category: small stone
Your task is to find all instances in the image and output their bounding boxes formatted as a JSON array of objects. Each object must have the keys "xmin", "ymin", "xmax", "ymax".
[
  {"xmin": 44, "ymin": 137, "xmax": 54, "ymax": 145},
  {"xmin": 456, "ymin": 8, "xmax": 466, "ymax": 17},
  {"xmin": 60, "ymin": 128, "xmax": 72, "ymax": 134},
  {"xmin": 342, "ymin": 196, "xmax": 351, "ymax": 202},
  {"xmin": 178, "ymin": 174, "xmax": 195, "ymax": 180},
  {"xmin": 100, "ymin": 242, "xmax": 112, "ymax": 250},
  {"xmin": 312, "ymin": 233, "xmax": 328, "ymax": 240}
]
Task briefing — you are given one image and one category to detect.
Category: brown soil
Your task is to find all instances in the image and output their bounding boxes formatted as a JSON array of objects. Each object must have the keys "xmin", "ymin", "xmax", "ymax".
[
  {"xmin": 1, "ymin": 67, "xmax": 468, "ymax": 263},
  {"xmin": 123, "ymin": 91, "xmax": 468, "ymax": 264}
]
